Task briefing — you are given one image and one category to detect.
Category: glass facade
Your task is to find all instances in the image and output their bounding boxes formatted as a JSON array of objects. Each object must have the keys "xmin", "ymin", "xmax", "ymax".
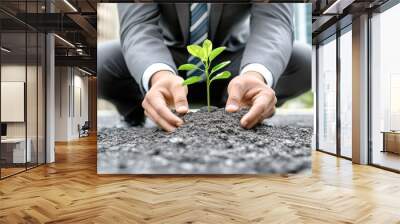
[
  {"xmin": 0, "ymin": 0, "xmax": 46, "ymax": 179},
  {"xmin": 315, "ymin": 1, "xmax": 400, "ymax": 171},
  {"xmin": 316, "ymin": 25, "xmax": 353, "ymax": 158},
  {"xmin": 317, "ymin": 36, "xmax": 337, "ymax": 154},
  {"xmin": 339, "ymin": 27, "xmax": 352, "ymax": 158},
  {"xmin": 370, "ymin": 3, "xmax": 400, "ymax": 171}
]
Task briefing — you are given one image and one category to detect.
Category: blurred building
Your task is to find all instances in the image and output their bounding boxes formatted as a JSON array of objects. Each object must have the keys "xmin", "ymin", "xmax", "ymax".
[
  {"xmin": 294, "ymin": 3, "xmax": 312, "ymax": 44},
  {"xmin": 97, "ymin": 3, "xmax": 119, "ymax": 43}
]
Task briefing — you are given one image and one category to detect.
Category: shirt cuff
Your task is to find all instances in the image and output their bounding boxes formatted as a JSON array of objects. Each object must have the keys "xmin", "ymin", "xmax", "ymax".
[
  {"xmin": 240, "ymin": 63, "xmax": 274, "ymax": 87},
  {"xmin": 142, "ymin": 63, "xmax": 176, "ymax": 92}
]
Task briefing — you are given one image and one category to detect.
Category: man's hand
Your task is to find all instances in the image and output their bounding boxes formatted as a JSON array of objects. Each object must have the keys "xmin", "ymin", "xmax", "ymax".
[
  {"xmin": 225, "ymin": 71, "xmax": 277, "ymax": 129},
  {"xmin": 142, "ymin": 71, "xmax": 189, "ymax": 132}
]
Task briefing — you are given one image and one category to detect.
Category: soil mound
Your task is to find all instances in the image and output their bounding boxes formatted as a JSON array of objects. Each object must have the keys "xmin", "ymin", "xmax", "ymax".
[{"xmin": 98, "ymin": 107, "xmax": 312, "ymax": 174}]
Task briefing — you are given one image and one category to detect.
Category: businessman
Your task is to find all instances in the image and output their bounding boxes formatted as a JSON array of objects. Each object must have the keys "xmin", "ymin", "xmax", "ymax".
[{"xmin": 98, "ymin": 3, "xmax": 311, "ymax": 132}]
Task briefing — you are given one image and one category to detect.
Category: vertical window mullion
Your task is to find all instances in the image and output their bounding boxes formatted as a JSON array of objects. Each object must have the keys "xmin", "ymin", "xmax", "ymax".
[
  {"xmin": 36, "ymin": 0, "xmax": 39, "ymax": 167},
  {"xmin": 316, "ymin": 44, "xmax": 319, "ymax": 150},
  {"xmin": 25, "ymin": 0, "xmax": 28, "ymax": 171},
  {"xmin": 336, "ymin": 27, "xmax": 341, "ymax": 157}
]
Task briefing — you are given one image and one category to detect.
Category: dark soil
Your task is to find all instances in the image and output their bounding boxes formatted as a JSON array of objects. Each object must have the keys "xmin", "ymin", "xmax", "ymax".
[{"xmin": 98, "ymin": 107, "xmax": 312, "ymax": 174}]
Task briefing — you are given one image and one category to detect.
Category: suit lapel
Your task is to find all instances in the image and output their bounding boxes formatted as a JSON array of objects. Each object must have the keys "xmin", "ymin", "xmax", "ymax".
[
  {"xmin": 209, "ymin": 4, "xmax": 224, "ymax": 42},
  {"xmin": 175, "ymin": 3, "xmax": 190, "ymax": 44}
]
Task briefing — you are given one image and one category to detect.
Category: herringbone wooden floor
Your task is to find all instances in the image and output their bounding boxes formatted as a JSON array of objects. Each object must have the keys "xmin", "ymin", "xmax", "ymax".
[{"xmin": 1, "ymin": 135, "xmax": 400, "ymax": 224}]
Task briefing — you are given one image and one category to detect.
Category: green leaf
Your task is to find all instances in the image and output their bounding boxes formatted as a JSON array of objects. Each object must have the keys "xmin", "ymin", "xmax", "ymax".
[
  {"xmin": 187, "ymin": 45, "xmax": 205, "ymax": 61},
  {"xmin": 178, "ymin": 63, "xmax": 199, "ymax": 71},
  {"xmin": 182, "ymin": 76, "xmax": 203, "ymax": 86},
  {"xmin": 209, "ymin": 47, "xmax": 226, "ymax": 62},
  {"xmin": 210, "ymin": 71, "xmax": 231, "ymax": 83},
  {"xmin": 210, "ymin": 61, "xmax": 231, "ymax": 75},
  {"xmin": 202, "ymin": 39, "xmax": 212, "ymax": 57}
]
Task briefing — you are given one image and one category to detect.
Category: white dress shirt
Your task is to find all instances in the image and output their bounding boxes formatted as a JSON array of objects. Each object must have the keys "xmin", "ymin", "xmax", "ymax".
[{"xmin": 142, "ymin": 63, "xmax": 274, "ymax": 92}]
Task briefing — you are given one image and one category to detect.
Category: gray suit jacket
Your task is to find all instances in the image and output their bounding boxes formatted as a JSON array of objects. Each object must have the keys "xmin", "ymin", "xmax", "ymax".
[{"xmin": 118, "ymin": 3, "xmax": 294, "ymax": 90}]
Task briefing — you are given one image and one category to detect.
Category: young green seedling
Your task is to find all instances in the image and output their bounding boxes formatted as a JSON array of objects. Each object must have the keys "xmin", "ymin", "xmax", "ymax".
[{"xmin": 178, "ymin": 39, "xmax": 231, "ymax": 112}]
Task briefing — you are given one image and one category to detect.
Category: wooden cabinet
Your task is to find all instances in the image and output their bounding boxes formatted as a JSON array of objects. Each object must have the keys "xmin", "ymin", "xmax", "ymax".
[{"xmin": 382, "ymin": 132, "xmax": 400, "ymax": 154}]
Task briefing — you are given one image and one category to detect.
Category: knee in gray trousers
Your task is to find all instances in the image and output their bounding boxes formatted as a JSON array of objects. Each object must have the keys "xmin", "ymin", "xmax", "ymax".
[
  {"xmin": 97, "ymin": 40, "xmax": 144, "ymax": 121},
  {"xmin": 275, "ymin": 42, "xmax": 312, "ymax": 106}
]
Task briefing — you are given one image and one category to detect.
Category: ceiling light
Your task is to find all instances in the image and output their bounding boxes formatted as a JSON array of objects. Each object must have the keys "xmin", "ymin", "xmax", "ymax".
[
  {"xmin": 54, "ymin": 34, "xmax": 75, "ymax": 48},
  {"xmin": 78, "ymin": 68, "xmax": 92, "ymax": 76},
  {"xmin": 76, "ymin": 48, "xmax": 86, "ymax": 55},
  {"xmin": 1, "ymin": 47, "xmax": 11, "ymax": 53},
  {"xmin": 63, "ymin": 0, "xmax": 78, "ymax": 12},
  {"xmin": 322, "ymin": 0, "xmax": 354, "ymax": 15}
]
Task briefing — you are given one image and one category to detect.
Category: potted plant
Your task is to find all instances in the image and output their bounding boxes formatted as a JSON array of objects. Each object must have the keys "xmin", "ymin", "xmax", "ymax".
[{"xmin": 178, "ymin": 39, "xmax": 231, "ymax": 112}]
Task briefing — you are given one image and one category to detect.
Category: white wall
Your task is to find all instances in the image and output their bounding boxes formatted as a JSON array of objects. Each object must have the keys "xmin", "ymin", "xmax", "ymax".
[
  {"xmin": 55, "ymin": 66, "xmax": 68, "ymax": 141},
  {"xmin": 71, "ymin": 73, "xmax": 89, "ymax": 138},
  {"xmin": 54, "ymin": 67, "xmax": 89, "ymax": 141}
]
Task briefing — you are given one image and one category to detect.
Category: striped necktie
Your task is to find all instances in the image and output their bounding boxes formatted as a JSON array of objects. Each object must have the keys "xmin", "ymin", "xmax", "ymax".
[{"xmin": 187, "ymin": 3, "xmax": 208, "ymax": 77}]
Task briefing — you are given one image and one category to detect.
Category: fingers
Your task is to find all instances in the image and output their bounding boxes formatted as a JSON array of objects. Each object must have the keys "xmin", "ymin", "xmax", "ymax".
[
  {"xmin": 241, "ymin": 91, "xmax": 276, "ymax": 129},
  {"xmin": 262, "ymin": 104, "xmax": 276, "ymax": 119},
  {"xmin": 172, "ymin": 85, "xmax": 189, "ymax": 114},
  {"xmin": 143, "ymin": 72, "xmax": 189, "ymax": 131},
  {"xmin": 144, "ymin": 106, "xmax": 176, "ymax": 132},
  {"xmin": 241, "ymin": 96, "xmax": 266, "ymax": 128},
  {"xmin": 225, "ymin": 80, "xmax": 244, "ymax": 112},
  {"xmin": 142, "ymin": 91, "xmax": 184, "ymax": 132}
]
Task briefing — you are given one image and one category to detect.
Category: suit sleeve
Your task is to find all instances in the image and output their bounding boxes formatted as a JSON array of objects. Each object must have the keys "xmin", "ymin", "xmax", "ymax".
[
  {"xmin": 118, "ymin": 3, "xmax": 177, "ymax": 92},
  {"xmin": 240, "ymin": 3, "xmax": 294, "ymax": 89}
]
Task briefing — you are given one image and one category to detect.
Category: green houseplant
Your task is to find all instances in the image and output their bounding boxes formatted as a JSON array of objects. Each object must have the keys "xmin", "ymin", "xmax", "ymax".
[{"xmin": 178, "ymin": 39, "xmax": 231, "ymax": 112}]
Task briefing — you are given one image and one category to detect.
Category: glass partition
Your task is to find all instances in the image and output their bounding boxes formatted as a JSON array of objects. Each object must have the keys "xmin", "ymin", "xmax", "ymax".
[
  {"xmin": 1, "ymin": 30, "xmax": 28, "ymax": 177},
  {"xmin": 317, "ymin": 36, "xmax": 337, "ymax": 154},
  {"xmin": 0, "ymin": 0, "xmax": 46, "ymax": 179},
  {"xmin": 26, "ymin": 0, "xmax": 45, "ymax": 169},
  {"xmin": 27, "ymin": 28, "xmax": 38, "ymax": 168}
]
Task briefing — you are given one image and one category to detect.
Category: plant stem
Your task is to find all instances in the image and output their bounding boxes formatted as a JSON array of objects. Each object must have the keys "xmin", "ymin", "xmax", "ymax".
[{"xmin": 205, "ymin": 61, "xmax": 210, "ymax": 112}]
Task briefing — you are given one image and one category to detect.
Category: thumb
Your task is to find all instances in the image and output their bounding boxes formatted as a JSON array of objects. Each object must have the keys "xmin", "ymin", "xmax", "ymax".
[
  {"xmin": 226, "ymin": 81, "xmax": 244, "ymax": 112},
  {"xmin": 172, "ymin": 85, "xmax": 189, "ymax": 114}
]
